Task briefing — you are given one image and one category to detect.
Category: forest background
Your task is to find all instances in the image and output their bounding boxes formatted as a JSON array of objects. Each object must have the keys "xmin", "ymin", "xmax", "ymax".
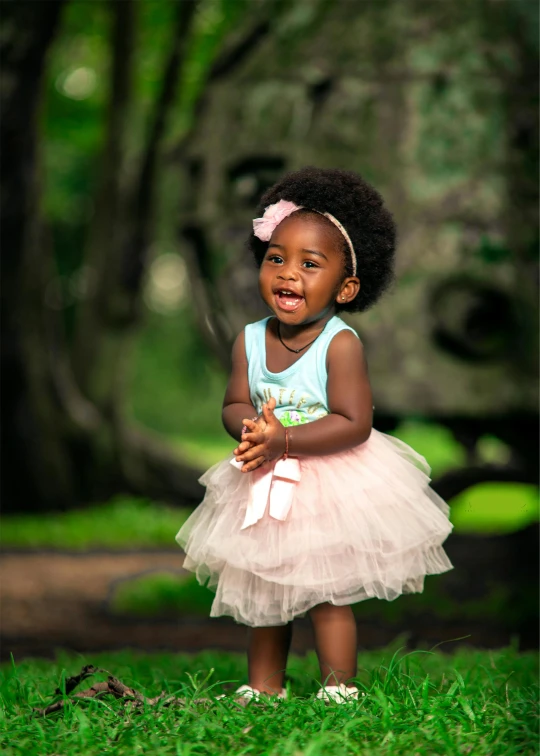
[{"xmin": 1, "ymin": 0, "xmax": 538, "ymax": 647}]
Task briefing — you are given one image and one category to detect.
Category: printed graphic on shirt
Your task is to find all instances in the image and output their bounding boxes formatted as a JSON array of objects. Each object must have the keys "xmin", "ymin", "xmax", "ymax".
[
  {"xmin": 253, "ymin": 387, "xmax": 329, "ymax": 424},
  {"xmin": 280, "ymin": 410, "xmax": 311, "ymax": 427}
]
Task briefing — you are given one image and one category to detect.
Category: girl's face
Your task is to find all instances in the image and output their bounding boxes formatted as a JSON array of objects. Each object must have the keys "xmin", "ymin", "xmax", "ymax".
[{"xmin": 258, "ymin": 213, "xmax": 359, "ymax": 326}]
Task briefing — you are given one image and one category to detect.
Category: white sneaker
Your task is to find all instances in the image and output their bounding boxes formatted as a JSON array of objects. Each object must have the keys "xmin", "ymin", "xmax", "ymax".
[
  {"xmin": 316, "ymin": 684, "xmax": 360, "ymax": 703},
  {"xmin": 217, "ymin": 684, "xmax": 288, "ymax": 702}
]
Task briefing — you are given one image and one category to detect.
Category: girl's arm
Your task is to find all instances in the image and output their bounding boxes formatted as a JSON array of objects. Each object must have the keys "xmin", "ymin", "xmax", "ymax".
[
  {"xmin": 288, "ymin": 329, "xmax": 373, "ymax": 454},
  {"xmin": 236, "ymin": 330, "xmax": 372, "ymax": 470},
  {"xmin": 222, "ymin": 331, "xmax": 258, "ymax": 442}
]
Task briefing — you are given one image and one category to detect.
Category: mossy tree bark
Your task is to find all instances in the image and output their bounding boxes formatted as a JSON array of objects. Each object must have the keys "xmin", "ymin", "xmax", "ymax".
[
  {"xmin": 1, "ymin": 0, "xmax": 204, "ymax": 512},
  {"xmin": 1, "ymin": 0, "xmax": 278, "ymax": 513}
]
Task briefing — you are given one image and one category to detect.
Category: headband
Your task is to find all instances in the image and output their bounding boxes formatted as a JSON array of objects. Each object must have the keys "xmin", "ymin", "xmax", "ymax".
[{"xmin": 252, "ymin": 199, "xmax": 357, "ymax": 277}]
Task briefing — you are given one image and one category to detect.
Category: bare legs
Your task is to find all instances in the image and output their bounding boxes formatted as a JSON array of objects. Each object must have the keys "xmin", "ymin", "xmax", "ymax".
[
  {"xmin": 309, "ymin": 603, "xmax": 357, "ymax": 686},
  {"xmin": 248, "ymin": 623, "xmax": 292, "ymax": 693},
  {"xmin": 247, "ymin": 604, "xmax": 357, "ymax": 692}
]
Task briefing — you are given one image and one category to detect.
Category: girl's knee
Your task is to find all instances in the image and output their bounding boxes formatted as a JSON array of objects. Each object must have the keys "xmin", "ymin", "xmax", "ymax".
[
  {"xmin": 309, "ymin": 602, "xmax": 351, "ymax": 620},
  {"xmin": 308, "ymin": 602, "xmax": 329, "ymax": 619}
]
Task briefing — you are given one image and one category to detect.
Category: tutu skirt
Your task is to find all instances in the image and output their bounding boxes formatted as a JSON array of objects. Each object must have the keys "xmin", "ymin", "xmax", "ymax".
[{"xmin": 176, "ymin": 429, "xmax": 453, "ymax": 627}]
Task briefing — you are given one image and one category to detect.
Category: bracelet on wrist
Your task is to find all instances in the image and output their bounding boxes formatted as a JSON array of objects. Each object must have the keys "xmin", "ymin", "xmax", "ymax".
[{"xmin": 282, "ymin": 427, "xmax": 289, "ymax": 460}]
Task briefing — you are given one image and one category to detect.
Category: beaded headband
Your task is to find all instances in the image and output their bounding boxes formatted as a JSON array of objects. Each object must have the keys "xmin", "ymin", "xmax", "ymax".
[{"xmin": 252, "ymin": 199, "xmax": 357, "ymax": 277}]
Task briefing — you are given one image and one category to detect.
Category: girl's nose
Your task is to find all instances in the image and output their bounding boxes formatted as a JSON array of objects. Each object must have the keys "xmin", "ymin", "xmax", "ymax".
[{"xmin": 277, "ymin": 263, "xmax": 298, "ymax": 280}]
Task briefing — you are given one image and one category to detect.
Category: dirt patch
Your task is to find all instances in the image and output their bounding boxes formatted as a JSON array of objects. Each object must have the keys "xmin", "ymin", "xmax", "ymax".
[
  {"xmin": 0, "ymin": 550, "xmax": 315, "ymax": 660},
  {"xmin": 1, "ymin": 531, "xmax": 537, "ymax": 660}
]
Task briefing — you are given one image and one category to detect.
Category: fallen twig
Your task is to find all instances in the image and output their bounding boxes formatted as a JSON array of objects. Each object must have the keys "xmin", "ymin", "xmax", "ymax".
[
  {"xmin": 34, "ymin": 664, "xmax": 212, "ymax": 716},
  {"xmin": 54, "ymin": 664, "xmax": 100, "ymax": 695}
]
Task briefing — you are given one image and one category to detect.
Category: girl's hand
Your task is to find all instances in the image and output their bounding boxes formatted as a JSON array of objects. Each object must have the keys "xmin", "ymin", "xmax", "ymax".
[
  {"xmin": 234, "ymin": 398, "xmax": 286, "ymax": 473},
  {"xmin": 233, "ymin": 413, "xmax": 267, "ymax": 458}
]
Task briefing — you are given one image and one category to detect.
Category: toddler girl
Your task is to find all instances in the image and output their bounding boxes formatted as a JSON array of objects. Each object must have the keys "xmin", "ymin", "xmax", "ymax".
[{"xmin": 176, "ymin": 167, "xmax": 453, "ymax": 703}]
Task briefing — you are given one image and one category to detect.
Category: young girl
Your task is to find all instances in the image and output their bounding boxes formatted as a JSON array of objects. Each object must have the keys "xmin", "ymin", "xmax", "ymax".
[{"xmin": 176, "ymin": 167, "xmax": 453, "ymax": 703}]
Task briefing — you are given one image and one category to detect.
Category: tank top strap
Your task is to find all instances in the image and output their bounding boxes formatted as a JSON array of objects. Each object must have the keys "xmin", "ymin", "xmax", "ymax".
[
  {"xmin": 313, "ymin": 315, "xmax": 358, "ymax": 379},
  {"xmin": 244, "ymin": 317, "xmax": 270, "ymax": 389}
]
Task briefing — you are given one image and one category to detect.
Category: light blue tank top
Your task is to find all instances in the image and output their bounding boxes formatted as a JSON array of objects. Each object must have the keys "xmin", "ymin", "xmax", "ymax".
[{"xmin": 245, "ymin": 316, "xmax": 359, "ymax": 426}]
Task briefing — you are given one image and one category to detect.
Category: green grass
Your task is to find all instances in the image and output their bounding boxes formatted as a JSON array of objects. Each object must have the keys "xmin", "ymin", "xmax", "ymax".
[
  {"xmin": 1, "ymin": 481, "xmax": 537, "ymax": 551},
  {"xmin": 112, "ymin": 571, "xmax": 214, "ymax": 617},
  {"xmin": 1, "ymin": 646, "xmax": 537, "ymax": 755},
  {"xmin": 0, "ymin": 497, "xmax": 190, "ymax": 551}
]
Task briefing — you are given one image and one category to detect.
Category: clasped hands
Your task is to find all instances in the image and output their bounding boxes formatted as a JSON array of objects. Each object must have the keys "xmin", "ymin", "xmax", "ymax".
[{"xmin": 233, "ymin": 397, "xmax": 286, "ymax": 473}]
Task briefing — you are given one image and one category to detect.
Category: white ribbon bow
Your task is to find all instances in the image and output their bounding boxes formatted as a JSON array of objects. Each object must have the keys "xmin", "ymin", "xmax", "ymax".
[{"xmin": 230, "ymin": 456, "xmax": 302, "ymax": 530}]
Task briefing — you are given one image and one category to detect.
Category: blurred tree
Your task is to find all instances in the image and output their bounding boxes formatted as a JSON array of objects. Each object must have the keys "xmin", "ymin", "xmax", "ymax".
[
  {"xmin": 1, "ymin": 0, "xmax": 537, "ymax": 515},
  {"xmin": 0, "ymin": 0, "xmax": 275, "ymax": 512}
]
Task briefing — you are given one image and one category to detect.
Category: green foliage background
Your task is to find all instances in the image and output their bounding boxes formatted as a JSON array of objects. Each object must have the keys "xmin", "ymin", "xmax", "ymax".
[{"xmin": 7, "ymin": 0, "xmax": 536, "ymax": 540}]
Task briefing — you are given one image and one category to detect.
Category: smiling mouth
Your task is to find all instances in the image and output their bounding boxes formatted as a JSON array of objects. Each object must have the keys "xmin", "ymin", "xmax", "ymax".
[{"xmin": 274, "ymin": 289, "xmax": 305, "ymax": 312}]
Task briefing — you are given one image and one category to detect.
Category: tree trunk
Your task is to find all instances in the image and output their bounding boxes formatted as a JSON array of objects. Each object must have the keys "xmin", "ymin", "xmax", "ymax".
[
  {"xmin": 1, "ymin": 0, "xmax": 204, "ymax": 512},
  {"xmin": 1, "ymin": 0, "xmax": 74, "ymax": 510},
  {"xmin": 73, "ymin": 0, "xmax": 199, "ymax": 411}
]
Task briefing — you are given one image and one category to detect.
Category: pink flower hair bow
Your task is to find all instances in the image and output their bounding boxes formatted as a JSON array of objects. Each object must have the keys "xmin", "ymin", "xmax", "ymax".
[
  {"xmin": 252, "ymin": 200, "xmax": 302, "ymax": 242},
  {"xmin": 252, "ymin": 199, "xmax": 357, "ymax": 276}
]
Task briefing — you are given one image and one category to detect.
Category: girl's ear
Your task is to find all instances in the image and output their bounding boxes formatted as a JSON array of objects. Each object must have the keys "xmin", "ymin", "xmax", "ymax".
[{"xmin": 336, "ymin": 277, "xmax": 360, "ymax": 305}]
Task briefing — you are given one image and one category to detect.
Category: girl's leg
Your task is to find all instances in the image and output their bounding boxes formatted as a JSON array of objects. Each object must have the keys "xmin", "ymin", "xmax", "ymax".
[
  {"xmin": 248, "ymin": 623, "xmax": 293, "ymax": 694},
  {"xmin": 309, "ymin": 603, "xmax": 357, "ymax": 686}
]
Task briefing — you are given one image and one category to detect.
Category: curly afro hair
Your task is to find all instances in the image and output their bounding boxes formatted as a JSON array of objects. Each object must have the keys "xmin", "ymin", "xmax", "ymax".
[{"xmin": 248, "ymin": 166, "xmax": 396, "ymax": 313}]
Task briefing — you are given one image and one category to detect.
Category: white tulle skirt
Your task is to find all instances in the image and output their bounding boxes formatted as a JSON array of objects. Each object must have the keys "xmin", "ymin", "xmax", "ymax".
[{"xmin": 175, "ymin": 429, "xmax": 453, "ymax": 627}]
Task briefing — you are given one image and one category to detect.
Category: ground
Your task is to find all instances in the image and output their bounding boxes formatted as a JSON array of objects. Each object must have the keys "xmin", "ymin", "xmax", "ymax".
[{"xmin": 1, "ymin": 544, "xmax": 531, "ymax": 662}]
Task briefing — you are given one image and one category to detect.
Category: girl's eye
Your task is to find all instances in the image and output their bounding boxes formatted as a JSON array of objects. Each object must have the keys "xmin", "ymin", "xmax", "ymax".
[
  {"xmin": 267, "ymin": 255, "xmax": 283, "ymax": 264},
  {"xmin": 302, "ymin": 261, "xmax": 317, "ymax": 269}
]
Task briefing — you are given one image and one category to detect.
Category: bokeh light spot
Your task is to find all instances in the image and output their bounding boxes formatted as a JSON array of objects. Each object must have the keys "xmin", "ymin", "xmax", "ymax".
[
  {"xmin": 144, "ymin": 253, "xmax": 187, "ymax": 315},
  {"xmin": 57, "ymin": 66, "xmax": 97, "ymax": 100}
]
